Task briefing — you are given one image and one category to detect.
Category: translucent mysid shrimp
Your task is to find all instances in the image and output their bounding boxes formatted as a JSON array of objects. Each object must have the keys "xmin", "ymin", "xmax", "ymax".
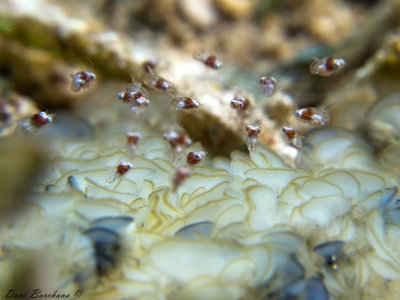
[
  {"xmin": 186, "ymin": 151, "xmax": 206, "ymax": 166},
  {"xmin": 118, "ymin": 82, "xmax": 150, "ymax": 116},
  {"xmin": 108, "ymin": 161, "xmax": 133, "ymax": 183},
  {"xmin": 259, "ymin": 76, "xmax": 278, "ymax": 97},
  {"xmin": 144, "ymin": 72, "xmax": 176, "ymax": 96},
  {"xmin": 281, "ymin": 126, "xmax": 303, "ymax": 149},
  {"xmin": 294, "ymin": 106, "xmax": 331, "ymax": 126},
  {"xmin": 230, "ymin": 93, "xmax": 251, "ymax": 116},
  {"xmin": 246, "ymin": 121, "xmax": 261, "ymax": 151},
  {"xmin": 19, "ymin": 111, "xmax": 53, "ymax": 134},
  {"xmin": 310, "ymin": 57, "xmax": 346, "ymax": 77},
  {"xmin": 170, "ymin": 96, "xmax": 200, "ymax": 111},
  {"xmin": 126, "ymin": 131, "xmax": 141, "ymax": 152},
  {"xmin": 163, "ymin": 125, "xmax": 192, "ymax": 155},
  {"xmin": 70, "ymin": 71, "xmax": 96, "ymax": 92},
  {"xmin": 172, "ymin": 166, "xmax": 192, "ymax": 192},
  {"xmin": 193, "ymin": 49, "xmax": 223, "ymax": 70}
]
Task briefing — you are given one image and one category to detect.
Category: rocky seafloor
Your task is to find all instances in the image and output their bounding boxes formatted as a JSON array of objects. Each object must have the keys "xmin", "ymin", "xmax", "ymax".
[{"xmin": 1, "ymin": 0, "xmax": 400, "ymax": 299}]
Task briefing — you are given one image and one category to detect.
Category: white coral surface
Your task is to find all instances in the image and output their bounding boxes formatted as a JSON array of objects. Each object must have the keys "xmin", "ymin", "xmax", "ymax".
[{"xmin": 1, "ymin": 119, "xmax": 399, "ymax": 300}]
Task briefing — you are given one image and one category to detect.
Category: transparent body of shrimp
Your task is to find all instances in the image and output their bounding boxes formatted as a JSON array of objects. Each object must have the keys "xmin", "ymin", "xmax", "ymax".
[
  {"xmin": 193, "ymin": 49, "xmax": 223, "ymax": 70},
  {"xmin": 310, "ymin": 57, "xmax": 346, "ymax": 77},
  {"xmin": 70, "ymin": 71, "xmax": 96, "ymax": 92},
  {"xmin": 294, "ymin": 107, "xmax": 331, "ymax": 126}
]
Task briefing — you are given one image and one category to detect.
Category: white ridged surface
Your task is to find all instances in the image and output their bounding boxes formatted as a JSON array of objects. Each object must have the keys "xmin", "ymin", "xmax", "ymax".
[{"xmin": 1, "ymin": 122, "xmax": 399, "ymax": 299}]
